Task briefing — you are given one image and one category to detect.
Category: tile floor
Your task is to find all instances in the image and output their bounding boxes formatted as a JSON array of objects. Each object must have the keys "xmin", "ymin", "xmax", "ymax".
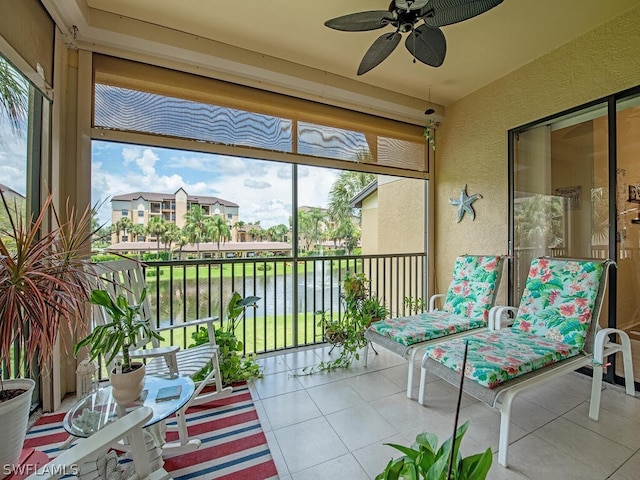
[{"xmin": 249, "ymin": 345, "xmax": 640, "ymax": 480}]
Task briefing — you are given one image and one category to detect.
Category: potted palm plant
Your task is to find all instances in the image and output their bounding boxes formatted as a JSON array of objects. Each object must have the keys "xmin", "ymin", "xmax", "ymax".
[
  {"xmin": 0, "ymin": 192, "xmax": 96, "ymax": 479},
  {"xmin": 74, "ymin": 288, "xmax": 163, "ymax": 406}
]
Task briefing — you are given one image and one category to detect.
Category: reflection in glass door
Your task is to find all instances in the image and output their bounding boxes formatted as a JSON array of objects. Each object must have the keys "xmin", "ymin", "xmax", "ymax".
[
  {"xmin": 615, "ymin": 95, "xmax": 640, "ymax": 383},
  {"xmin": 513, "ymin": 105, "xmax": 609, "ymax": 301}
]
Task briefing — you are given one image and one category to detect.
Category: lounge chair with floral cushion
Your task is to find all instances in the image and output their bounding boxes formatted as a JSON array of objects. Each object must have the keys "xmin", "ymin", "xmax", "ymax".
[
  {"xmin": 363, "ymin": 254, "xmax": 505, "ymax": 398},
  {"xmin": 419, "ymin": 257, "xmax": 635, "ymax": 467}
]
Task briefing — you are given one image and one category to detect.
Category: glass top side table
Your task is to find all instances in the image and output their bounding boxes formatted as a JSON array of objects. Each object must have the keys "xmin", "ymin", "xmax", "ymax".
[{"xmin": 64, "ymin": 374, "xmax": 195, "ymax": 438}]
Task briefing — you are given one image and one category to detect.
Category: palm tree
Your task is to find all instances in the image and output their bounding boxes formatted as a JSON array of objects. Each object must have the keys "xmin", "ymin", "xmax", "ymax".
[
  {"xmin": 328, "ymin": 171, "xmax": 374, "ymax": 253},
  {"xmin": 248, "ymin": 226, "xmax": 260, "ymax": 242},
  {"xmin": 146, "ymin": 216, "xmax": 168, "ymax": 253},
  {"xmin": 233, "ymin": 220, "xmax": 245, "ymax": 241},
  {"xmin": 176, "ymin": 233, "xmax": 189, "ymax": 260},
  {"xmin": 183, "ymin": 205, "xmax": 209, "ymax": 259},
  {"xmin": 307, "ymin": 207, "xmax": 326, "ymax": 251},
  {"xmin": 128, "ymin": 223, "xmax": 145, "ymax": 242},
  {"xmin": 161, "ymin": 223, "xmax": 181, "ymax": 259},
  {"xmin": 0, "ymin": 58, "xmax": 27, "ymax": 135},
  {"xmin": 328, "ymin": 171, "xmax": 374, "ymax": 223},
  {"xmin": 112, "ymin": 217, "xmax": 133, "ymax": 243},
  {"xmin": 207, "ymin": 215, "xmax": 231, "ymax": 258}
]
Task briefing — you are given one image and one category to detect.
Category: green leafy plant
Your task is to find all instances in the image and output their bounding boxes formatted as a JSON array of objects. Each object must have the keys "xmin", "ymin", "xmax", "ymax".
[
  {"xmin": 376, "ymin": 420, "xmax": 492, "ymax": 480},
  {"xmin": 423, "ymin": 119, "xmax": 437, "ymax": 152},
  {"xmin": 0, "ymin": 191, "xmax": 98, "ymax": 399},
  {"xmin": 299, "ymin": 271, "xmax": 388, "ymax": 374},
  {"xmin": 74, "ymin": 288, "xmax": 163, "ymax": 373},
  {"xmin": 191, "ymin": 292, "xmax": 262, "ymax": 385},
  {"xmin": 404, "ymin": 296, "xmax": 428, "ymax": 313}
]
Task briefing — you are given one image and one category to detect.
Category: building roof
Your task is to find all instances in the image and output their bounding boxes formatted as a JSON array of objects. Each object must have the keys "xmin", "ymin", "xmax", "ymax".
[
  {"xmin": 0, "ymin": 183, "xmax": 25, "ymax": 199},
  {"xmin": 106, "ymin": 241, "xmax": 291, "ymax": 253},
  {"xmin": 350, "ymin": 180, "xmax": 378, "ymax": 208},
  {"xmin": 111, "ymin": 191, "xmax": 238, "ymax": 207}
]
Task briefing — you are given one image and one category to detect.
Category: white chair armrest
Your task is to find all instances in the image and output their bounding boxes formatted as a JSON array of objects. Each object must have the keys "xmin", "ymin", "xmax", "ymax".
[
  {"xmin": 155, "ymin": 316, "xmax": 218, "ymax": 334},
  {"xmin": 488, "ymin": 306, "xmax": 517, "ymax": 330},
  {"xmin": 129, "ymin": 345, "xmax": 180, "ymax": 359},
  {"xmin": 428, "ymin": 294, "xmax": 446, "ymax": 311},
  {"xmin": 26, "ymin": 407, "xmax": 169, "ymax": 480}
]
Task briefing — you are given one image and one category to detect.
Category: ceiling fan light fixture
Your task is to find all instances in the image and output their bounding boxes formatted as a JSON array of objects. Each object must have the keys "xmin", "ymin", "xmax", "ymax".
[{"xmin": 325, "ymin": 0, "xmax": 503, "ymax": 74}]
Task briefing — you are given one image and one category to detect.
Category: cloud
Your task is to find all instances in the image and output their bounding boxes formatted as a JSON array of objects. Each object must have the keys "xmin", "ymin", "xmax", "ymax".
[
  {"xmin": 91, "ymin": 141, "xmax": 340, "ymax": 228},
  {"xmin": 244, "ymin": 179, "xmax": 271, "ymax": 189}
]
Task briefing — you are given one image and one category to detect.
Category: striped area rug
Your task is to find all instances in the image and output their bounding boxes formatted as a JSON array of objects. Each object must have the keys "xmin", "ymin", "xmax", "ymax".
[{"xmin": 24, "ymin": 383, "xmax": 278, "ymax": 479}]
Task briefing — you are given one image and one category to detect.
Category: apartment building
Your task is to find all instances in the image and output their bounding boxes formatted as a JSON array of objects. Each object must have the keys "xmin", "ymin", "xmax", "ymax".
[{"xmin": 111, "ymin": 187, "xmax": 239, "ymax": 242}]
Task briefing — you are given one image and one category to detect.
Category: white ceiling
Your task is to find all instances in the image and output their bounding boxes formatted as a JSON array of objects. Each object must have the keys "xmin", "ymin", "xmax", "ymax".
[{"xmin": 45, "ymin": 0, "xmax": 639, "ymax": 117}]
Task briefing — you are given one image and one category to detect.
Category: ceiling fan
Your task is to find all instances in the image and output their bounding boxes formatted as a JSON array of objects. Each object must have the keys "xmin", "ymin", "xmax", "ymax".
[{"xmin": 325, "ymin": 0, "xmax": 504, "ymax": 75}]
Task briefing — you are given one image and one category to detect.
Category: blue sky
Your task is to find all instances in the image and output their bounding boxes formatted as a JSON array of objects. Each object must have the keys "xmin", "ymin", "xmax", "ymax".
[{"xmin": 91, "ymin": 141, "xmax": 340, "ymax": 227}]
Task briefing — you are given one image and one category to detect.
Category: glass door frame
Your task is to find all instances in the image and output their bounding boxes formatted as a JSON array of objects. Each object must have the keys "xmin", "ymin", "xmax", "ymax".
[{"xmin": 508, "ymin": 84, "xmax": 640, "ymax": 391}]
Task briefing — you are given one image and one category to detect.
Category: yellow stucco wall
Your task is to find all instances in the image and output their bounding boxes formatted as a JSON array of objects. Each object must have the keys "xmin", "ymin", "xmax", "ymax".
[
  {"xmin": 435, "ymin": 6, "xmax": 640, "ymax": 297},
  {"xmin": 377, "ymin": 177, "xmax": 425, "ymax": 255}
]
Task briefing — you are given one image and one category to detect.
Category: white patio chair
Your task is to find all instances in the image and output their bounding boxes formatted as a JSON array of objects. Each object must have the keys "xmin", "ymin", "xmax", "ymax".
[
  {"xmin": 419, "ymin": 257, "xmax": 635, "ymax": 467},
  {"xmin": 88, "ymin": 258, "xmax": 232, "ymax": 454},
  {"xmin": 363, "ymin": 254, "xmax": 505, "ymax": 397},
  {"xmin": 26, "ymin": 407, "xmax": 171, "ymax": 480}
]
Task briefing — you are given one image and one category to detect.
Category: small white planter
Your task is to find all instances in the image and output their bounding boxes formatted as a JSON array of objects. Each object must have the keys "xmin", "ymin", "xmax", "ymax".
[
  {"xmin": 110, "ymin": 363, "xmax": 145, "ymax": 406},
  {"xmin": 0, "ymin": 378, "xmax": 35, "ymax": 480}
]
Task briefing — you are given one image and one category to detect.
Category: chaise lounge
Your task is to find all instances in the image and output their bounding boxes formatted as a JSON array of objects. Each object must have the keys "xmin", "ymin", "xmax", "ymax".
[
  {"xmin": 419, "ymin": 257, "xmax": 635, "ymax": 467},
  {"xmin": 363, "ymin": 254, "xmax": 504, "ymax": 397}
]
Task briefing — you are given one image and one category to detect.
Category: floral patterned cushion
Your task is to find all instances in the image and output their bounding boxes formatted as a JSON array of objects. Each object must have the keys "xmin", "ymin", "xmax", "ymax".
[
  {"xmin": 442, "ymin": 255, "xmax": 503, "ymax": 321},
  {"xmin": 512, "ymin": 258, "xmax": 604, "ymax": 349},
  {"xmin": 368, "ymin": 311, "xmax": 487, "ymax": 346},
  {"xmin": 425, "ymin": 329, "xmax": 581, "ymax": 388}
]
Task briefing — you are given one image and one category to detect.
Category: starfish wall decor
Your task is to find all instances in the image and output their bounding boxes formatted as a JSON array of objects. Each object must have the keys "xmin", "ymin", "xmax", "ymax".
[{"xmin": 449, "ymin": 185, "xmax": 482, "ymax": 223}]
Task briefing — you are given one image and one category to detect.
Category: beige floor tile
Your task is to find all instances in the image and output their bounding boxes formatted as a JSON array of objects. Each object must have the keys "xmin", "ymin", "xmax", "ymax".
[
  {"xmin": 352, "ymin": 433, "xmax": 408, "ymax": 479},
  {"xmin": 563, "ymin": 401, "xmax": 640, "ymax": 449},
  {"xmin": 252, "ymin": 371, "xmax": 304, "ymax": 399},
  {"xmin": 326, "ymin": 403, "xmax": 398, "ymax": 450},
  {"xmin": 307, "ymin": 379, "xmax": 364, "ymax": 415},
  {"xmin": 261, "ymin": 389, "xmax": 322, "ymax": 430},
  {"xmin": 416, "ymin": 378, "xmax": 478, "ymax": 415},
  {"xmin": 253, "ymin": 399, "xmax": 273, "ymax": 432},
  {"xmin": 519, "ymin": 372, "xmax": 592, "ymax": 415},
  {"xmin": 273, "ymin": 416, "xmax": 348, "ymax": 473},
  {"xmin": 282, "ymin": 348, "xmax": 323, "ymax": 370},
  {"xmin": 441, "ymin": 402, "xmax": 528, "ymax": 452},
  {"xmin": 504, "ymin": 434, "xmax": 612, "ymax": 480},
  {"xmin": 290, "ymin": 453, "xmax": 369, "ymax": 480},
  {"xmin": 609, "ymin": 451, "xmax": 640, "ymax": 480},
  {"xmin": 348, "ymin": 371, "xmax": 404, "ymax": 401},
  {"xmin": 533, "ymin": 417, "xmax": 634, "ymax": 478},
  {"xmin": 264, "ymin": 430, "xmax": 289, "ymax": 478},
  {"xmin": 257, "ymin": 354, "xmax": 290, "ymax": 375},
  {"xmin": 245, "ymin": 346, "xmax": 640, "ymax": 479}
]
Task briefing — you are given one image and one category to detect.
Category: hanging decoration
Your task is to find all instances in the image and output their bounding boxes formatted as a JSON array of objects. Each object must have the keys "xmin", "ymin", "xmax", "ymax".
[{"xmin": 449, "ymin": 184, "xmax": 482, "ymax": 222}]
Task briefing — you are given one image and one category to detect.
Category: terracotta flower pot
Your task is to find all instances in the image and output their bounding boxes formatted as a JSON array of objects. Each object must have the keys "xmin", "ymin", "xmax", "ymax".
[{"xmin": 109, "ymin": 363, "xmax": 145, "ymax": 406}]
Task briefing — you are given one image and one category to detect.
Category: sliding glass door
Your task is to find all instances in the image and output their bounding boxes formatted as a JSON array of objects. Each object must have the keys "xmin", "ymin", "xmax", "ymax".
[{"xmin": 511, "ymin": 88, "xmax": 640, "ymax": 389}]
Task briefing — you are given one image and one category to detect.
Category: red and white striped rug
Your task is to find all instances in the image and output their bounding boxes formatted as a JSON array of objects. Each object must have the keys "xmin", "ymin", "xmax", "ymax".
[{"xmin": 24, "ymin": 383, "xmax": 278, "ymax": 479}]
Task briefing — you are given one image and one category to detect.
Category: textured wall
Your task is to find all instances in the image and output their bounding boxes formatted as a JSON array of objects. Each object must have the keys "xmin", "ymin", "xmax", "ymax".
[{"xmin": 434, "ymin": 6, "xmax": 640, "ymax": 298}]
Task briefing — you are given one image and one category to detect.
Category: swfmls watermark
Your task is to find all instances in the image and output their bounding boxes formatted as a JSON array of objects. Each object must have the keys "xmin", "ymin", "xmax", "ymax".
[{"xmin": 3, "ymin": 463, "xmax": 79, "ymax": 476}]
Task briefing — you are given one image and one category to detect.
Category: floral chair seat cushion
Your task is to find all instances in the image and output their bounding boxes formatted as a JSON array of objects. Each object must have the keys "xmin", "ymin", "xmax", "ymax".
[
  {"xmin": 425, "ymin": 330, "xmax": 580, "ymax": 388},
  {"xmin": 512, "ymin": 258, "xmax": 604, "ymax": 349},
  {"xmin": 368, "ymin": 311, "xmax": 487, "ymax": 346},
  {"xmin": 442, "ymin": 255, "xmax": 503, "ymax": 320}
]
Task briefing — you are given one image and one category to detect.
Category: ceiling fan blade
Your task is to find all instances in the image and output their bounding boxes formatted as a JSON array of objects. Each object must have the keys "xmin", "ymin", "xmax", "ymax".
[
  {"xmin": 422, "ymin": 0, "xmax": 503, "ymax": 27},
  {"xmin": 405, "ymin": 25, "xmax": 446, "ymax": 67},
  {"xmin": 325, "ymin": 11, "xmax": 394, "ymax": 31},
  {"xmin": 357, "ymin": 32, "xmax": 402, "ymax": 75}
]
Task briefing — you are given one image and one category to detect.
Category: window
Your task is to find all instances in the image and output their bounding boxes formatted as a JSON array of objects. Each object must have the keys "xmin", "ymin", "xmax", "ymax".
[
  {"xmin": 138, "ymin": 210, "xmax": 144, "ymax": 217},
  {"xmin": 121, "ymin": 208, "xmax": 128, "ymax": 216}
]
